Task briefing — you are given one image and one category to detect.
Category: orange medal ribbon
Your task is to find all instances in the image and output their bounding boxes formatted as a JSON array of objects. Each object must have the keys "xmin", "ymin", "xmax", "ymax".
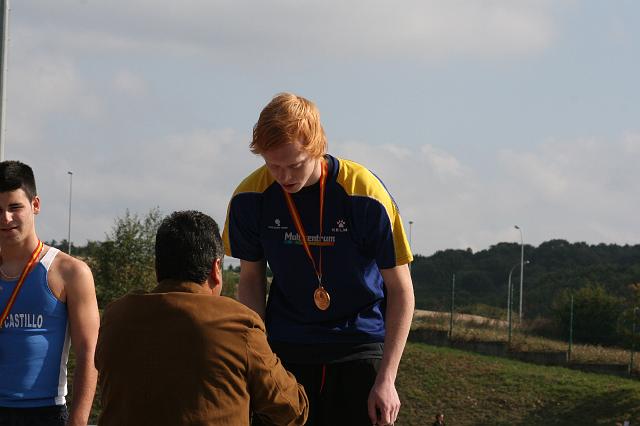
[
  {"xmin": 283, "ymin": 159, "xmax": 330, "ymax": 310},
  {"xmin": 0, "ymin": 240, "xmax": 44, "ymax": 329}
]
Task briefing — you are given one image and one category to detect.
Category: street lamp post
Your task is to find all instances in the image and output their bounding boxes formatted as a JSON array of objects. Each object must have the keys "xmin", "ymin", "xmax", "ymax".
[
  {"xmin": 508, "ymin": 260, "xmax": 529, "ymax": 344},
  {"xmin": 408, "ymin": 220, "xmax": 413, "ymax": 271},
  {"xmin": 0, "ymin": 0, "xmax": 11, "ymax": 161},
  {"xmin": 515, "ymin": 225, "xmax": 525, "ymax": 321},
  {"xmin": 507, "ymin": 263, "xmax": 516, "ymax": 342},
  {"xmin": 67, "ymin": 171, "xmax": 73, "ymax": 254}
]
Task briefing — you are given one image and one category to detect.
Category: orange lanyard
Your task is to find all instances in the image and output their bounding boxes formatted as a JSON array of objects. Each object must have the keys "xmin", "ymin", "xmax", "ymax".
[
  {"xmin": 283, "ymin": 160, "xmax": 327, "ymax": 286},
  {"xmin": 0, "ymin": 240, "xmax": 44, "ymax": 329}
]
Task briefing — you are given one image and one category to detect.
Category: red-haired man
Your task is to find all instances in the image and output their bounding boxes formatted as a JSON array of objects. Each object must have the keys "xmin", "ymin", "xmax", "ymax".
[{"xmin": 224, "ymin": 93, "xmax": 415, "ymax": 426}]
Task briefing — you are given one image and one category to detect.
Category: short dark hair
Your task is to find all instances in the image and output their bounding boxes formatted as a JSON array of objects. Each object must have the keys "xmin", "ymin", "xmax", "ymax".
[
  {"xmin": 155, "ymin": 210, "xmax": 224, "ymax": 284},
  {"xmin": 0, "ymin": 160, "xmax": 37, "ymax": 199}
]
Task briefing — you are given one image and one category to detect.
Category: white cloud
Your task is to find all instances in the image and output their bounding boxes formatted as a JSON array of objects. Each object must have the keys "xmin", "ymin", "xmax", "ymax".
[
  {"xmin": 30, "ymin": 128, "xmax": 263, "ymax": 245},
  {"xmin": 623, "ymin": 132, "xmax": 640, "ymax": 154},
  {"xmin": 330, "ymin": 133, "xmax": 640, "ymax": 256},
  {"xmin": 500, "ymin": 137, "xmax": 637, "ymax": 204},
  {"xmin": 113, "ymin": 70, "xmax": 148, "ymax": 97},
  {"xmin": 495, "ymin": 136, "xmax": 640, "ymax": 248},
  {"xmin": 11, "ymin": 1, "xmax": 555, "ymax": 63},
  {"xmin": 4, "ymin": 0, "xmax": 638, "ymax": 260},
  {"xmin": 420, "ymin": 145, "xmax": 468, "ymax": 180},
  {"xmin": 21, "ymin": 127, "xmax": 640, "ymax": 259},
  {"xmin": 333, "ymin": 140, "xmax": 482, "ymax": 254},
  {"xmin": 5, "ymin": 49, "xmax": 104, "ymax": 155},
  {"xmin": 7, "ymin": 52, "xmax": 102, "ymax": 120},
  {"xmin": 500, "ymin": 149, "xmax": 570, "ymax": 199}
]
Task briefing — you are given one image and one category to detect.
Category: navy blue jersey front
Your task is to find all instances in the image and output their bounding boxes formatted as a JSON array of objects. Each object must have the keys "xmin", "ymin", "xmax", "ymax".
[{"xmin": 223, "ymin": 155, "xmax": 412, "ymax": 356}]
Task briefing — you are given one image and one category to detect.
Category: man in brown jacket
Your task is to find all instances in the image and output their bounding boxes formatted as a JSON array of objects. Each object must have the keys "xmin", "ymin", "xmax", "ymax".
[{"xmin": 95, "ymin": 210, "xmax": 308, "ymax": 426}]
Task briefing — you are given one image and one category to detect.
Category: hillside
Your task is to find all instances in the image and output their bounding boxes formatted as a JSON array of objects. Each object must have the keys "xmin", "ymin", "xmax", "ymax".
[
  {"xmin": 412, "ymin": 240, "xmax": 640, "ymax": 317},
  {"xmin": 397, "ymin": 342, "xmax": 640, "ymax": 425}
]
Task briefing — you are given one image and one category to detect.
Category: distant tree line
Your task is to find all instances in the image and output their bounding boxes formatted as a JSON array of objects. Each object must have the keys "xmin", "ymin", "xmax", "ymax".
[
  {"xmin": 46, "ymin": 208, "xmax": 239, "ymax": 309},
  {"xmin": 53, "ymin": 214, "xmax": 640, "ymax": 348},
  {"xmin": 410, "ymin": 240, "xmax": 640, "ymax": 347}
]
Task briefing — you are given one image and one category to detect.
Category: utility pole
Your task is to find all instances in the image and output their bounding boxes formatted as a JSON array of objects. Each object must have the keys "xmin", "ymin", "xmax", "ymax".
[
  {"xmin": 0, "ymin": 0, "xmax": 10, "ymax": 161},
  {"xmin": 408, "ymin": 220, "xmax": 413, "ymax": 271},
  {"xmin": 449, "ymin": 273, "xmax": 455, "ymax": 339},
  {"xmin": 515, "ymin": 225, "xmax": 525, "ymax": 321},
  {"xmin": 67, "ymin": 171, "xmax": 73, "ymax": 254},
  {"xmin": 631, "ymin": 307, "xmax": 638, "ymax": 376}
]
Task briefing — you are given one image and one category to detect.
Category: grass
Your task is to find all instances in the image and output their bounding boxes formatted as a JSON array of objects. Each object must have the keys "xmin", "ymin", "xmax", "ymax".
[
  {"xmin": 397, "ymin": 342, "xmax": 640, "ymax": 425},
  {"xmin": 75, "ymin": 342, "xmax": 640, "ymax": 425},
  {"xmin": 66, "ymin": 310, "xmax": 638, "ymax": 424},
  {"xmin": 413, "ymin": 313, "xmax": 640, "ymax": 370}
]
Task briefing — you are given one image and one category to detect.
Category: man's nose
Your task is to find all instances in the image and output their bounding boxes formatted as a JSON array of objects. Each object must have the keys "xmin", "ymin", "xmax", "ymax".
[
  {"xmin": 0, "ymin": 210, "xmax": 11, "ymax": 224},
  {"xmin": 277, "ymin": 169, "xmax": 291, "ymax": 183}
]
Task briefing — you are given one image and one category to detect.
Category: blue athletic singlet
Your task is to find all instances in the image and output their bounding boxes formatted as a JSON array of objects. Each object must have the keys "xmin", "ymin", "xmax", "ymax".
[{"xmin": 0, "ymin": 247, "xmax": 70, "ymax": 408}]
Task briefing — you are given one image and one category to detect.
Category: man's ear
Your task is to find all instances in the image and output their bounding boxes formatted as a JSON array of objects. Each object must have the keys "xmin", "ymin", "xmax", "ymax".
[
  {"xmin": 32, "ymin": 196, "xmax": 41, "ymax": 215},
  {"xmin": 208, "ymin": 258, "xmax": 223, "ymax": 295}
]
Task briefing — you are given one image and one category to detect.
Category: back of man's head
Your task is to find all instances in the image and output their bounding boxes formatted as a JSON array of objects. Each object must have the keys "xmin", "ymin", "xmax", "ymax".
[
  {"xmin": 0, "ymin": 160, "xmax": 37, "ymax": 199},
  {"xmin": 155, "ymin": 210, "xmax": 223, "ymax": 284}
]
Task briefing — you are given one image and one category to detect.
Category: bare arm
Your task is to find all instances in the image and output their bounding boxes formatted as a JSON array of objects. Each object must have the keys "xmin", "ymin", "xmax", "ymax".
[
  {"xmin": 61, "ymin": 258, "xmax": 100, "ymax": 426},
  {"xmin": 368, "ymin": 263, "xmax": 415, "ymax": 426},
  {"xmin": 238, "ymin": 259, "xmax": 268, "ymax": 319}
]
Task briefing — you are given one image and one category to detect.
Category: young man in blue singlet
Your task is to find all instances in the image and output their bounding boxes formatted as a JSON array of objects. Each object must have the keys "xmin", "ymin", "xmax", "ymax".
[
  {"xmin": 223, "ymin": 93, "xmax": 415, "ymax": 426},
  {"xmin": 0, "ymin": 161, "xmax": 99, "ymax": 426}
]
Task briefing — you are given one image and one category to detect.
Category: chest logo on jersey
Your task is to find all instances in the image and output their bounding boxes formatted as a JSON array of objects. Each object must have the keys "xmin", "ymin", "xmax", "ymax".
[
  {"xmin": 267, "ymin": 218, "xmax": 289, "ymax": 230},
  {"xmin": 331, "ymin": 219, "xmax": 349, "ymax": 233},
  {"xmin": 284, "ymin": 232, "xmax": 335, "ymax": 247},
  {"xmin": 3, "ymin": 312, "xmax": 44, "ymax": 329}
]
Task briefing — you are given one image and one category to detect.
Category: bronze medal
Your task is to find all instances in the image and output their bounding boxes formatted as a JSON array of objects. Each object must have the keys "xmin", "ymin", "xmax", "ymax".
[
  {"xmin": 314, "ymin": 287, "xmax": 330, "ymax": 311},
  {"xmin": 283, "ymin": 160, "xmax": 332, "ymax": 313}
]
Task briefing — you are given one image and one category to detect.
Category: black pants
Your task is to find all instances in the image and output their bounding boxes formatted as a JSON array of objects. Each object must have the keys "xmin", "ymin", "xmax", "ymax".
[
  {"xmin": 0, "ymin": 405, "xmax": 68, "ymax": 426},
  {"xmin": 253, "ymin": 358, "xmax": 380, "ymax": 426}
]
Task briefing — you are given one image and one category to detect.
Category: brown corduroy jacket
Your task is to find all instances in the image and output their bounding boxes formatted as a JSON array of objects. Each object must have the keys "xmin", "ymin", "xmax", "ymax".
[{"xmin": 95, "ymin": 280, "xmax": 308, "ymax": 426}]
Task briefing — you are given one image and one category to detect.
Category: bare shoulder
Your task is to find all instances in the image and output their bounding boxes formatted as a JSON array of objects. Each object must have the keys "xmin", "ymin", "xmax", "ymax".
[
  {"xmin": 47, "ymin": 248, "xmax": 95, "ymax": 301},
  {"xmin": 51, "ymin": 250, "xmax": 93, "ymax": 281}
]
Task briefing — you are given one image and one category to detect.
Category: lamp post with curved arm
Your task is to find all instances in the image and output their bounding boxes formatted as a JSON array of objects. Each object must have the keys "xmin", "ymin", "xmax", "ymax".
[
  {"xmin": 408, "ymin": 220, "xmax": 413, "ymax": 271},
  {"xmin": 67, "ymin": 171, "xmax": 73, "ymax": 254},
  {"xmin": 508, "ymin": 260, "xmax": 530, "ymax": 345},
  {"xmin": 0, "ymin": 0, "xmax": 10, "ymax": 161}
]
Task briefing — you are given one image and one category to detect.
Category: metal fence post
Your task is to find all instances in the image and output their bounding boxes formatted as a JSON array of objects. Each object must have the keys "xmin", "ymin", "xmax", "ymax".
[
  {"xmin": 449, "ymin": 273, "xmax": 455, "ymax": 340},
  {"xmin": 568, "ymin": 295, "xmax": 574, "ymax": 363},
  {"xmin": 630, "ymin": 307, "xmax": 638, "ymax": 376}
]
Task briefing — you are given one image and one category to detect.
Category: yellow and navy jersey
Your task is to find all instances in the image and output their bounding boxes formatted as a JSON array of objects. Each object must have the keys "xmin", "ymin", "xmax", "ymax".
[{"xmin": 223, "ymin": 155, "xmax": 412, "ymax": 351}]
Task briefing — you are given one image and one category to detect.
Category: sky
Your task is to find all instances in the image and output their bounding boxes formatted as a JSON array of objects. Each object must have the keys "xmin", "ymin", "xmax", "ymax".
[{"xmin": 2, "ymin": 0, "xmax": 639, "ymax": 260}]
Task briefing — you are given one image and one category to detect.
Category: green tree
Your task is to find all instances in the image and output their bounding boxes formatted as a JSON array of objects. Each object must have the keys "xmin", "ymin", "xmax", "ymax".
[
  {"xmin": 222, "ymin": 268, "xmax": 239, "ymax": 299},
  {"xmin": 552, "ymin": 284, "xmax": 622, "ymax": 345},
  {"xmin": 94, "ymin": 208, "xmax": 162, "ymax": 307}
]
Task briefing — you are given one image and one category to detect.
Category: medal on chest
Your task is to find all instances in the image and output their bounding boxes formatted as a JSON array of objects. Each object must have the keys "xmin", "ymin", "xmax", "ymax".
[
  {"xmin": 283, "ymin": 159, "xmax": 331, "ymax": 311},
  {"xmin": 313, "ymin": 286, "xmax": 330, "ymax": 311}
]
